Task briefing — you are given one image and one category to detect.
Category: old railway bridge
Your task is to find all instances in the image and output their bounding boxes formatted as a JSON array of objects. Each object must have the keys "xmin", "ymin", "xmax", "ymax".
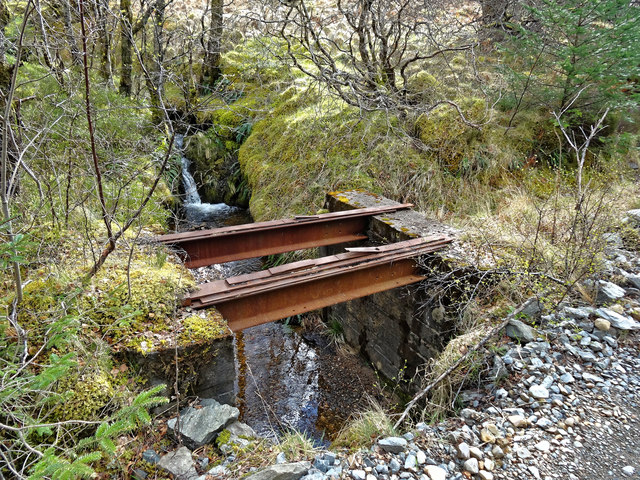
[{"xmin": 155, "ymin": 198, "xmax": 452, "ymax": 332}]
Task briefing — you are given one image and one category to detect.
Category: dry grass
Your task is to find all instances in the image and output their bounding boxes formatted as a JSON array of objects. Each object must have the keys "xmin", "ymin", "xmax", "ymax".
[
  {"xmin": 414, "ymin": 327, "xmax": 487, "ymax": 422},
  {"xmin": 332, "ymin": 400, "xmax": 396, "ymax": 451},
  {"xmin": 276, "ymin": 429, "xmax": 320, "ymax": 461}
]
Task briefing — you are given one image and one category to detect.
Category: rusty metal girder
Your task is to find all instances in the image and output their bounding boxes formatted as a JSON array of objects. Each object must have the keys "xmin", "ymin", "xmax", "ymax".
[
  {"xmin": 184, "ymin": 236, "xmax": 452, "ymax": 331},
  {"xmin": 155, "ymin": 204, "xmax": 413, "ymax": 268}
]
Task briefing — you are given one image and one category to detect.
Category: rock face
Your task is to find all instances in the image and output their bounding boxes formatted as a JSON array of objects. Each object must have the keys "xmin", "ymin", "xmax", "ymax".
[
  {"xmin": 167, "ymin": 399, "xmax": 239, "ymax": 448},
  {"xmin": 157, "ymin": 447, "xmax": 198, "ymax": 480},
  {"xmin": 506, "ymin": 319, "xmax": 536, "ymax": 343},
  {"xmin": 244, "ymin": 462, "xmax": 311, "ymax": 480},
  {"xmin": 596, "ymin": 280, "xmax": 626, "ymax": 304}
]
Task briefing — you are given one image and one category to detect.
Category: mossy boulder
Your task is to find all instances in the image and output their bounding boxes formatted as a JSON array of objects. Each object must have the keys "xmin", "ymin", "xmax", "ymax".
[
  {"xmin": 178, "ymin": 311, "xmax": 229, "ymax": 347},
  {"xmin": 52, "ymin": 368, "xmax": 117, "ymax": 421},
  {"xmin": 82, "ymin": 255, "xmax": 195, "ymax": 345}
]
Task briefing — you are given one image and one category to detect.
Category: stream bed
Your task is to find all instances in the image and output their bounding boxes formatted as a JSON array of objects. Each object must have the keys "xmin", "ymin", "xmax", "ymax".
[{"xmin": 177, "ymin": 135, "xmax": 396, "ymax": 444}]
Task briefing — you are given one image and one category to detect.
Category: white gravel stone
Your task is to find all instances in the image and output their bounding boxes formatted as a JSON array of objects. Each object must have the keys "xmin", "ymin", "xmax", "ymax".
[
  {"xmin": 535, "ymin": 440, "xmax": 551, "ymax": 452},
  {"xmin": 529, "ymin": 384, "xmax": 550, "ymax": 399},
  {"xmin": 456, "ymin": 442, "xmax": 471, "ymax": 459},
  {"xmin": 424, "ymin": 465, "xmax": 447, "ymax": 480},
  {"xmin": 463, "ymin": 458, "xmax": 479, "ymax": 474}
]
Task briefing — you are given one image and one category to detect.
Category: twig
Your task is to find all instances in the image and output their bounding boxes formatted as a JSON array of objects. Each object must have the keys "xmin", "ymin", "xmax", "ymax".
[{"xmin": 393, "ymin": 296, "xmax": 539, "ymax": 430}]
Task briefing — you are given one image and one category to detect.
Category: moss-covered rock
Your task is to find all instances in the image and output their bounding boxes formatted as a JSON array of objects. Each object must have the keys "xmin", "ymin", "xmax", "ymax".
[
  {"xmin": 178, "ymin": 311, "xmax": 229, "ymax": 346},
  {"xmin": 52, "ymin": 368, "xmax": 116, "ymax": 422}
]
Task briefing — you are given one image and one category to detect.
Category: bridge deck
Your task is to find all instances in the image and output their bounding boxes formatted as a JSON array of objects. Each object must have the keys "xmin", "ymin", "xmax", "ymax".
[
  {"xmin": 155, "ymin": 203, "xmax": 413, "ymax": 268},
  {"xmin": 184, "ymin": 236, "xmax": 452, "ymax": 331}
]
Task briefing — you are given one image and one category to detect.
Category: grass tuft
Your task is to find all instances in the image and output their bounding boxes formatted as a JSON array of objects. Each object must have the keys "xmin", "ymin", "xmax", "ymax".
[{"xmin": 332, "ymin": 400, "xmax": 396, "ymax": 450}]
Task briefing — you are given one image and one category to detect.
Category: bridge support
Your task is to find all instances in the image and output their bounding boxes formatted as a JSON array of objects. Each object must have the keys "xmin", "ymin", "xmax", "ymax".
[{"xmin": 323, "ymin": 191, "xmax": 460, "ymax": 384}]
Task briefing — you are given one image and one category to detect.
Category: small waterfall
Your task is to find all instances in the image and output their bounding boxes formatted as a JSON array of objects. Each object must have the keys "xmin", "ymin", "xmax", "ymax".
[
  {"xmin": 177, "ymin": 134, "xmax": 233, "ymax": 222},
  {"xmin": 177, "ymin": 134, "xmax": 202, "ymax": 205}
]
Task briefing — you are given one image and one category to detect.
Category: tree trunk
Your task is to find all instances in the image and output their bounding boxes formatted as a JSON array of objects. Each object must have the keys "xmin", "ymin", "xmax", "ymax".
[
  {"xmin": 63, "ymin": 0, "xmax": 83, "ymax": 65},
  {"xmin": 480, "ymin": 0, "xmax": 510, "ymax": 43},
  {"xmin": 96, "ymin": 0, "xmax": 113, "ymax": 84},
  {"xmin": 202, "ymin": 0, "xmax": 223, "ymax": 88},
  {"xmin": 145, "ymin": 0, "xmax": 166, "ymax": 123},
  {"xmin": 119, "ymin": 0, "xmax": 133, "ymax": 95}
]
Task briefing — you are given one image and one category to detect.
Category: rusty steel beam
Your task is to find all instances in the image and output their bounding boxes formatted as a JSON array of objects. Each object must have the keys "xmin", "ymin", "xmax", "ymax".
[
  {"xmin": 218, "ymin": 259, "xmax": 423, "ymax": 331},
  {"xmin": 155, "ymin": 204, "xmax": 413, "ymax": 268},
  {"xmin": 184, "ymin": 236, "xmax": 452, "ymax": 331}
]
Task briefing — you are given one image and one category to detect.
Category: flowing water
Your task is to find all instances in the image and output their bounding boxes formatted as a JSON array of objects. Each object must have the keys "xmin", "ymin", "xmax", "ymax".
[{"xmin": 177, "ymin": 135, "xmax": 395, "ymax": 444}]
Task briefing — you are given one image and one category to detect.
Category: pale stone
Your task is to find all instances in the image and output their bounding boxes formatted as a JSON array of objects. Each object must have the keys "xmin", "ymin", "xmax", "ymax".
[
  {"xmin": 508, "ymin": 415, "xmax": 528, "ymax": 428},
  {"xmin": 535, "ymin": 440, "xmax": 551, "ymax": 452},
  {"xmin": 456, "ymin": 442, "xmax": 471, "ymax": 459},
  {"xmin": 378, "ymin": 437, "xmax": 407, "ymax": 453},
  {"xmin": 463, "ymin": 458, "xmax": 479, "ymax": 474},
  {"xmin": 480, "ymin": 428, "xmax": 496, "ymax": 444},
  {"xmin": 594, "ymin": 318, "xmax": 611, "ymax": 331},
  {"xmin": 244, "ymin": 463, "xmax": 311, "ymax": 480},
  {"xmin": 424, "ymin": 465, "xmax": 447, "ymax": 480},
  {"xmin": 469, "ymin": 446, "xmax": 483, "ymax": 460},
  {"xmin": 158, "ymin": 447, "xmax": 198, "ymax": 480},
  {"xmin": 529, "ymin": 384, "xmax": 550, "ymax": 399}
]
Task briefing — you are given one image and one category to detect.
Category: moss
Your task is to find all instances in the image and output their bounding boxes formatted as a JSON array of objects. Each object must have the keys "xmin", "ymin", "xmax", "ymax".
[
  {"xmin": 83, "ymin": 254, "xmax": 195, "ymax": 342},
  {"xmin": 178, "ymin": 310, "xmax": 229, "ymax": 346},
  {"xmin": 51, "ymin": 368, "xmax": 116, "ymax": 422},
  {"xmin": 216, "ymin": 429, "xmax": 231, "ymax": 449}
]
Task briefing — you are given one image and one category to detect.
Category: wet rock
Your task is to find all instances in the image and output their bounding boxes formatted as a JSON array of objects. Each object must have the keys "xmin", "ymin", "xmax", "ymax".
[
  {"xmin": 378, "ymin": 436, "xmax": 408, "ymax": 453},
  {"xmin": 244, "ymin": 462, "xmax": 311, "ymax": 480},
  {"xmin": 158, "ymin": 447, "xmax": 198, "ymax": 480},
  {"xmin": 506, "ymin": 319, "xmax": 536, "ymax": 343},
  {"xmin": 167, "ymin": 399, "xmax": 239, "ymax": 448}
]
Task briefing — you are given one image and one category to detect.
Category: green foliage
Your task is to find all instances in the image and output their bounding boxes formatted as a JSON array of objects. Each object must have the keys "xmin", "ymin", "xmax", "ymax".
[{"xmin": 503, "ymin": 0, "xmax": 640, "ymax": 122}]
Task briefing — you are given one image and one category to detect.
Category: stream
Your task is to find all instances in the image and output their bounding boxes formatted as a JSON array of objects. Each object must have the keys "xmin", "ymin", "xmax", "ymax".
[{"xmin": 177, "ymin": 135, "xmax": 395, "ymax": 444}]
